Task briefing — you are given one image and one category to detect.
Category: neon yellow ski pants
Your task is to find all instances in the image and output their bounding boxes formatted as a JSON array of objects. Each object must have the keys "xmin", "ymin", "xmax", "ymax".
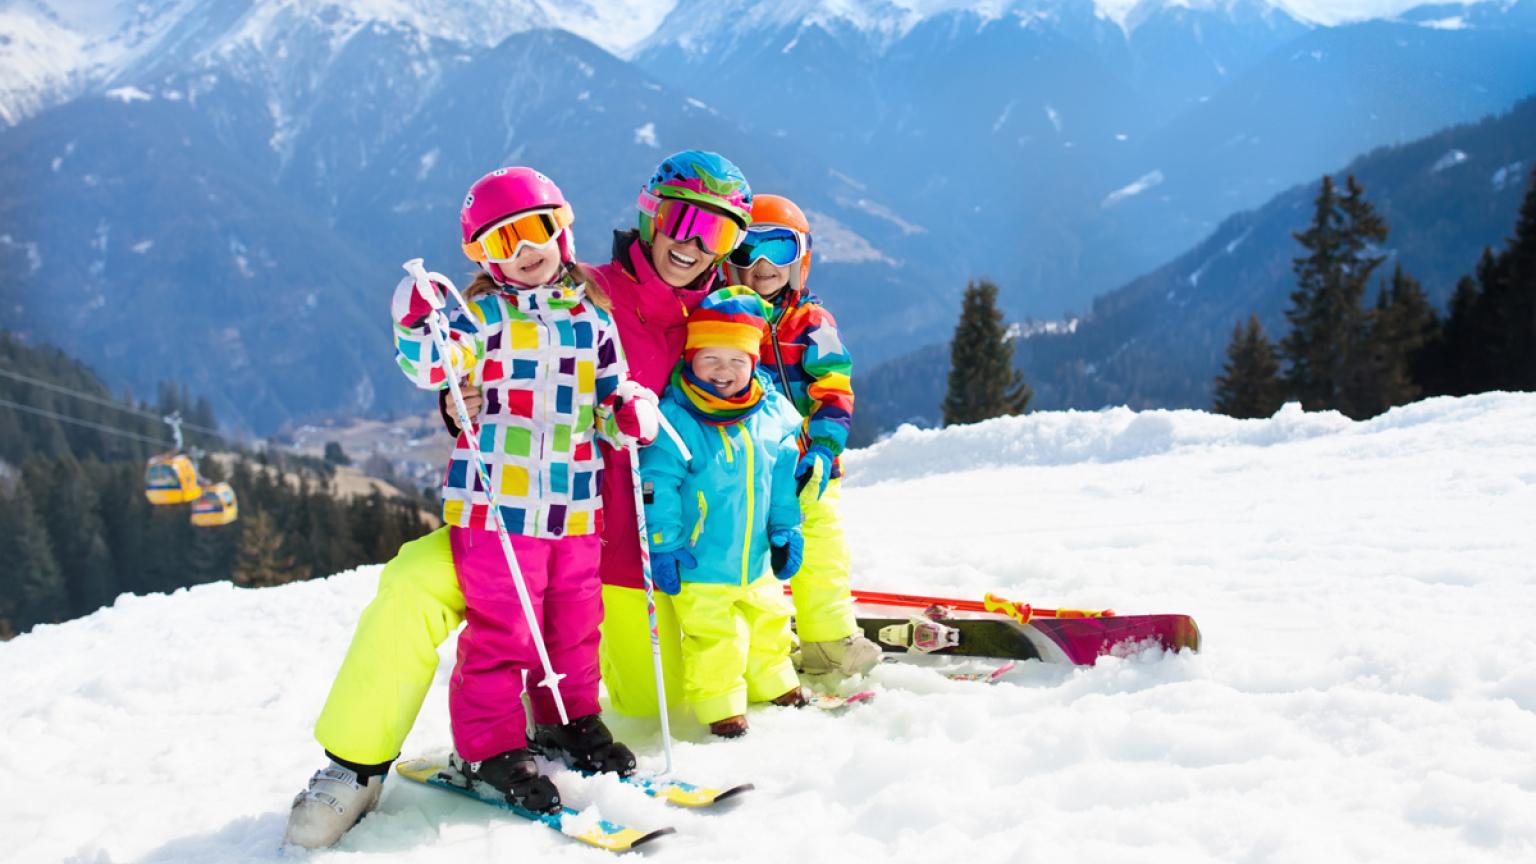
[
  {"xmin": 789, "ymin": 477, "xmax": 857, "ymax": 643},
  {"xmin": 672, "ymin": 576, "xmax": 800, "ymax": 724},
  {"xmin": 598, "ymin": 583, "xmax": 685, "ymax": 716},
  {"xmin": 315, "ymin": 527, "xmax": 464, "ymax": 766},
  {"xmin": 314, "ymin": 527, "xmax": 693, "ymax": 763},
  {"xmin": 313, "ymin": 484, "xmax": 853, "ymax": 761}
]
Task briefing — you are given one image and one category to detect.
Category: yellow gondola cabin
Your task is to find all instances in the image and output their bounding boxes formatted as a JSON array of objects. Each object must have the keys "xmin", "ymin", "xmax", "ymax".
[
  {"xmin": 144, "ymin": 454, "xmax": 201, "ymax": 505},
  {"xmin": 190, "ymin": 482, "xmax": 239, "ymax": 527}
]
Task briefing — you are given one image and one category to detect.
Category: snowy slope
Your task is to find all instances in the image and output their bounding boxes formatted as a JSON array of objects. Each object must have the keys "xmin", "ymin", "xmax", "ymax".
[{"xmin": 4, "ymin": 393, "xmax": 1536, "ymax": 862}]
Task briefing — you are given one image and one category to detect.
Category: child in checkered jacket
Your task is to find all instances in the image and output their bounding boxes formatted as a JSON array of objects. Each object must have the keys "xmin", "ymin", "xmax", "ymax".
[{"xmin": 389, "ymin": 168, "xmax": 658, "ymax": 813}]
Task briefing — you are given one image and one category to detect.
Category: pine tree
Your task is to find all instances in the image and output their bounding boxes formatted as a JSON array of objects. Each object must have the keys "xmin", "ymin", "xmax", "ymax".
[
  {"xmin": 25, "ymin": 457, "xmax": 117, "ymax": 617},
  {"xmin": 1214, "ymin": 316, "xmax": 1285, "ymax": 418},
  {"xmin": 0, "ymin": 476, "xmax": 68, "ymax": 634},
  {"xmin": 323, "ymin": 441, "xmax": 351, "ymax": 467},
  {"xmin": 233, "ymin": 511, "xmax": 309, "ymax": 588},
  {"xmin": 1367, "ymin": 266, "xmax": 1439, "ymax": 411},
  {"xmin": 1494, "ymin": 167, "xmax": 1536, "ymax": 388},
  {"xmin": 1281, "ymin": 175, "xmax": 1390, "ymax": 417},
  {"xmin": 942, "ymin": 280, "xmax": 1032, "ymax": 426}
]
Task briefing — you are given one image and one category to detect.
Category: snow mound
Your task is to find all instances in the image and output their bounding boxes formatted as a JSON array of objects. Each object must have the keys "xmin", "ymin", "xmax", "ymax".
[
  {"xmin": 5, "ymin": 393, "xmax": 1536, "ymax": 862},
  {"xmin": 846, "ymin": 393, "xmax": 1536, "ymax": 485}
]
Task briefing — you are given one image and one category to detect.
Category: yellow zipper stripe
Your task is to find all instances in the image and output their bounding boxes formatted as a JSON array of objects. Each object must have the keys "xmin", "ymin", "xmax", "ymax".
[
  {"xmin": 717, "ymin": 425, "xmax": 734, "ymax": 462},
  {"xmin": 690, "ymin": 491, "xmax": 708, "ymax": 547},
  {"xmin": 740, "ymin": 423, "xmax": 754, "ymax": 586}
]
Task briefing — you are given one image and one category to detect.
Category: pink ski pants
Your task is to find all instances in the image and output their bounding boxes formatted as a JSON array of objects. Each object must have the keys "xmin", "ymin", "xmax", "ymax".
[{"xmin": 448, "ymin": 527, "xmax": 603, "ymax": 761}]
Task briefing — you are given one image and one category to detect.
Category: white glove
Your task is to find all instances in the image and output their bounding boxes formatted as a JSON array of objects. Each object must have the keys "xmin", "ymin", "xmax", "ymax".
[
  {"xmin": 392, "ymin": 273, "xmax": 447, "ymax": 328},
  {"xmin": 614, "ymin": 380, "xmax": 660, "ymax": 445}
]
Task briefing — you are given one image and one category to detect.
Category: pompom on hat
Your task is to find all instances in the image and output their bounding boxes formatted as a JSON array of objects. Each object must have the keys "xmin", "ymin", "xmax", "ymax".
[{"xmin": 685, "ymin": 286, "xmax": 771, "ymax": 363}]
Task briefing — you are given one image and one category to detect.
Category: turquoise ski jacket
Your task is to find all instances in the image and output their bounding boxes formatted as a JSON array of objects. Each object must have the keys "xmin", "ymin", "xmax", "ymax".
[{"xmin": 640, "ymin": 370, "xmax": 803, "ymax": 587}]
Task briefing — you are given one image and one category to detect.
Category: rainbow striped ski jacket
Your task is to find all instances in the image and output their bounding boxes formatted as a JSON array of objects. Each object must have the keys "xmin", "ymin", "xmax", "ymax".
[
  {"xmin": 759, "ymin": 287, "xmax": 854, "ymax": 476},
  {"xmin": 393, "ymin": 273, "xmax": 629, "ymax": 537}
]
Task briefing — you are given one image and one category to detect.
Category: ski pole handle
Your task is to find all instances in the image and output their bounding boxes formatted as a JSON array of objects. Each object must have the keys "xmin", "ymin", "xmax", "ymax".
[
  {"xmin": 403, "ymin": 258, "xmax": 482, "ymax": 334},
  {"xmin": 402, "ymin": 258, "xmax": 445, "ymax": 311}
]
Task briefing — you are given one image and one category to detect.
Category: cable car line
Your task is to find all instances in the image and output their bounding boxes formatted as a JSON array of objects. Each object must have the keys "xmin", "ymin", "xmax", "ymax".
[
  {"xmin": 0, "ymin": 395, "xmax": 172, "ymax": 447},
  {"xmin": 0, "ymin": 365, "xmax": 226, "ymax": 438}
]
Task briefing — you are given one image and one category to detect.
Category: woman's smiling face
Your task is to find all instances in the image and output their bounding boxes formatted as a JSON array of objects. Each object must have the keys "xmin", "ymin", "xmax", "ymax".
[{"xmin": 649, "ymin": 230, "xmax": 715, "ymax": 287}]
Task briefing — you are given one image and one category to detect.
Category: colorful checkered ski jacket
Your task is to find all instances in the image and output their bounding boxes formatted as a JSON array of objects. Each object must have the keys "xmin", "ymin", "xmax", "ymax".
[
  {"xmin": 393, "ymin": 272, "xmax": 627, "ymax": 537},
  {"xmin": 759, "ymin": 287, "xmax": 854, "ymax": 476}
]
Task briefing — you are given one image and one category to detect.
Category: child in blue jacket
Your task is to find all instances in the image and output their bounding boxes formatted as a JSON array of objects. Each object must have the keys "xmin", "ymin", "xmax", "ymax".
[{"xmin": 639, "ymin": 286, "xmax": 807, "ymax": 738}]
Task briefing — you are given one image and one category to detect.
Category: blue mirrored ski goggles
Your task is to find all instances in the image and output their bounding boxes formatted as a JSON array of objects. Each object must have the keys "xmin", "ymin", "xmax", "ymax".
[{"xmin": 728, "ymin": 226, "xmax": 807, "ymax": 268}]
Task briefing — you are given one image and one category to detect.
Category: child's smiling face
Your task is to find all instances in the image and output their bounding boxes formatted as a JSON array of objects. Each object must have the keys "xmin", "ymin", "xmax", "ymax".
[
  {"xmin": 741, "ymin": 257, "xmax": 791, "ymax": 300},
  {"xmin": 690, "ymin": 346, "xmax": 753, "ymax": 396},
  {"xmin": 504, "ymin": 241, "xmax": 561, "ymax": 287}
]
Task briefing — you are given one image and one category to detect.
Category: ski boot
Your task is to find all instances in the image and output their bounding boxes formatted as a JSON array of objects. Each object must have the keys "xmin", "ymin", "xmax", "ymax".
[
  {"xmin": 282, "ymin": 760, "xmax": 385, "ymax": 849},
  {"xmin": 709, "ymin": 715, "xmax": 749, "ymax": 738},
  {"xmin": 798, "ymin": 633, "xmax": 883, "ymax": 676},
  {"xmin": 530, "ymin": 713, "xmax": 637, "ymax": 777},
  {"xmin": 772, "ymin": 686, "xmax": 809, "ymax": 708},
  {"xmin": 453, "ymin": 748, "xmax": 561, "ymax": 814}
]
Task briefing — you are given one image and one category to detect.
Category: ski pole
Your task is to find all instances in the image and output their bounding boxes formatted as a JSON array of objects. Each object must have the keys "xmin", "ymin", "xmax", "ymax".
[
  {"xmin": 402, "ymin": 257, "xmax": 571, "ymax": 724},
  {"xmin": 605, "ymin": 330, "xmax": 675, "ymax": 776},
  {"xmin": 626, "ymin": 438, "xmax": 674, "ymax": 775},
  {"xmin": 833, "ymin": 586, "xmax": 1115, "ymax": 620}
]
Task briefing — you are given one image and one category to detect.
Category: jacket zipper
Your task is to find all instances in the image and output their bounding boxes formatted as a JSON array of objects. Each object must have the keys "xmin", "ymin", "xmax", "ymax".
[
  {"xmin": 739, "ymin": 423, "xmax": 755, "ymax": 586},
  {"xmin": 768, "ymin": 307, "xmax": 793, "ymax": 400}
]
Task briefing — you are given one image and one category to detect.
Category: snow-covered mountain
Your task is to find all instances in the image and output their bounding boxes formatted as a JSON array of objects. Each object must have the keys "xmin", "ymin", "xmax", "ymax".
[
  {"xmin": 2, "ymin": 0, "xmax": 1533, "ymax": 432},
  {"xmin": 0, "ymin": 2, "xmax": 935, "ymax": 431},
  {"xmin": 853, "ymin": 94, "xmax": 1536, "ymax": 437},
  {"xmin": 5, "ymin": 392, "xmax": 1536, "ymax": 861},
  {"xmin": 637, "ymin": 0, "xmax": 1536, "ymax": 312}
]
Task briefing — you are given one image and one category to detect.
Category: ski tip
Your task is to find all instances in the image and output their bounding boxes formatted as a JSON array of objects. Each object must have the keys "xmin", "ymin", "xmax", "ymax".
[
  {"xmin": 629, "ymin": 825, "xmax": 677, "ymax": 850},
  {"xmin": 712, "ymin": 782, "xmax": 755, "ymax": 803}
]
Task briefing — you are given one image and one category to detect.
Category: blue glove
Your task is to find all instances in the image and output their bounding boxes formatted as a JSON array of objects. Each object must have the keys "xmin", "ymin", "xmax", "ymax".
[
  {"xmin": 650, "ymin": 547, "xmax": 695, "ymax": 596},
  {"xmin": 794, "ymin": 444, "xmax": 835, "ymax": 500},
  {"xmin": 769, "ymin": 528, "xmax": 804, "ymax": 581}
]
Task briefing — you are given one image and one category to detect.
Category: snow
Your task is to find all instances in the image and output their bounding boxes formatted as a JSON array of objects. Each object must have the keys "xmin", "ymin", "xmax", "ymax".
[
  {"xmin": 104, "ymin": 85, "xmax": 152, "ymax": 103},
  {"xmin": 633, "ymin": 121, "xmax": 659, "ymax": 148},
  {"xmin": 1102, "ymin": 169, "xmax": 1166, "ymax": 208},
  {"xmin": 801, "ymin": 209, "xmax": 895, "ymax": 265},
  {"xmin": 1419, "ymin": 15, "xmax": 1468, "ymax": 30},
  {"xmin": 1491, "ymin": 160, "xmax": 1525, "ymax": 192},
  {"xmin": 1432, "ymin": 148, "xmax": 1469, "ymax": 172},
  {"xmin": 5, "ymin": 394, "xmax": 1536, "ymax": 861},
  {"xmin": 1044, "ymin": 103, "xmax": 1063, "ymax": 133}
]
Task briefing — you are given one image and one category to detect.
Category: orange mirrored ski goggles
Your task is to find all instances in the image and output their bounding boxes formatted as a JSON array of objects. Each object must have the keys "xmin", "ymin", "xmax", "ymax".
[{"xmin": 463, "ymin": 206, "xmax": 574, "ymax": 262}]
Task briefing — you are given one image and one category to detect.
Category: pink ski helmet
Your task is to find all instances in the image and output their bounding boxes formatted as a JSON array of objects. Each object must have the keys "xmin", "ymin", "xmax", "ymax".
[{"xmin": 459, "ymin": 167, "xmax": 576, "ymax": 284}]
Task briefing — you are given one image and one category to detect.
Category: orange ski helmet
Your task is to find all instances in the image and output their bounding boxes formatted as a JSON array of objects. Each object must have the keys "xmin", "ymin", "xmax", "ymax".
[{"xmin": 726, "ymin": 193, "xmax": 813, "ymax": 291}]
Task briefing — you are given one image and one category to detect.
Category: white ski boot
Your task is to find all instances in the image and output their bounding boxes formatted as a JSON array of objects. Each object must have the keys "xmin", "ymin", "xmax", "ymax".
[
  {"xmin": 282, "ymin": 762, "xmax": 384, "ymax": 850},
  {"xmin": 798, "ymin": 633, "xmax": 882, "ymax": 677}
]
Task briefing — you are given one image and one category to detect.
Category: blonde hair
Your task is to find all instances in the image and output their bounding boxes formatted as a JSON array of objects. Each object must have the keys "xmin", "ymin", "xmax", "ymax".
[{"xmin": 460, "ymin": 265, "xmax": 611, "ymax": 312}]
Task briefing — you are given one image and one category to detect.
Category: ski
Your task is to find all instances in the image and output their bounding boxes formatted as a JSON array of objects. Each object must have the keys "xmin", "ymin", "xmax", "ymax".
[
  {"xmin": 528, "ymin": 740, "xmax": 754, "ymax": 808},
  {"xmin": 601, "ymin": 770, "xmax": 754, "ymax": 808},
  {"xmin": 804, "ymin": 689, "xmax": 876, "ymax": 711},
  {"xmin": 395, "ymin": 756, "xmax": 674, "ymax": 852},
  {"xmin": 878, "ymin": 656, "xmax": 1017, "ymax": 683},
  {"xmin": 944, "ymin": 660, "xmax": 1017, "ymax": 683},
  {"xmin": 850, "ymin": 589, "xmax": 1200, "ymax": 665}
]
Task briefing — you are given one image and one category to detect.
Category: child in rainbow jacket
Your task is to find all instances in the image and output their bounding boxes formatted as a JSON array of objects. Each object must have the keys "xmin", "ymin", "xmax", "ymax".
[
  {"xmin": 639, "ymin": 286, "xmax": 808, "ymax": 737},
  {"xmin": 723, "ymin": 194, "xmax": 880, "ymax": 678}
]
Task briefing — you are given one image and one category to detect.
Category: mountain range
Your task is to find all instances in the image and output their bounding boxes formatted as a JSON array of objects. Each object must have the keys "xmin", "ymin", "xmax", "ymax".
[
  {"xmin": 1, "ymin": 0, "xmax": 1533, "ymax": 433},
  {"xmin": 853, "ymin": 95, "xmax": 1536, "ymax": 439}
]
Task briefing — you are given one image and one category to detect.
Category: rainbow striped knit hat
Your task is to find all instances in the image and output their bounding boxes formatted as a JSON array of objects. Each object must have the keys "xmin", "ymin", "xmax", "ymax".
[{"xmin": 685, "ymin": 286, "xmax": 771, "ymax": 363}]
